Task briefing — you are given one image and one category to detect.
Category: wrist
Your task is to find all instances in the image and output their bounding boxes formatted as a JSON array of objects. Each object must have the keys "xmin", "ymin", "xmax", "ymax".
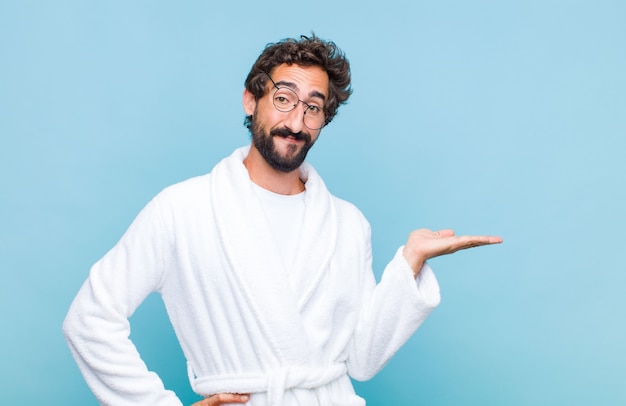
[{"xmin": 402, "ymin": 246, "xmax": 425, "ymax": 278}]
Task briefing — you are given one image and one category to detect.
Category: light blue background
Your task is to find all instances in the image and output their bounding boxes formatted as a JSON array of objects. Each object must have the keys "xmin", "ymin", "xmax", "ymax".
[{"xmin": 1, "ymin": 1, "xmax": 624, "ymax": 405}]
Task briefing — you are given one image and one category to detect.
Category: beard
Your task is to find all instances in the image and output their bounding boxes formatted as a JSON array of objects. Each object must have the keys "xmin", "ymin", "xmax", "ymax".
[{"xmin": 249, "ymin": 114, "xmax": 315, "ymax": 173}]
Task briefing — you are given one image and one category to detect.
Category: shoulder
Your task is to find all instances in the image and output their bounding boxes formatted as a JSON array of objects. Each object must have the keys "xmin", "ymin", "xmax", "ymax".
[
  {"xmin": 302, "ymin": 162, "xmax": 369, "ymax": 228},
  {"xmin": 332, "ymin": 194, "xmax": 363, "ymax": 216},
  {"xmin": 331, "ymin": 194, "xmax": 370, "ymax": 232},
  {"xmin": 154, "ymin": 146, "xmax": 245, "ymax": 204},
  {"xmin": 145, "ymin": 174, "xmax": 214, "ymax": 221},
  {"xmin": 155, "ymin": 174, "xmax": 211, "ymax": 203}
]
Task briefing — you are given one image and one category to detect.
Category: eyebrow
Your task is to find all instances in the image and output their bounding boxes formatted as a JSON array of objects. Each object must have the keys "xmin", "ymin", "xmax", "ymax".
[{"xmin": 275, "ymin": 80, "xmax": 327, "ymax": 102}]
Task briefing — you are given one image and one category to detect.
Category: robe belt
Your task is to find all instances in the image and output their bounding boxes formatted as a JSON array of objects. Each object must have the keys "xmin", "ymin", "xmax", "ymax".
[{"xmin": 190, "ymin": 363, "xmax": 348, "ymax": 405}]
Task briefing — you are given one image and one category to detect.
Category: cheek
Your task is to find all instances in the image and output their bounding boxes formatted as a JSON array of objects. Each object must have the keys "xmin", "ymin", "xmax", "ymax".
[
  {"xmin": 256, "ymin": 103, "xmax": 283, "ymax": 128},
  {"xmin": 310, "ymin": 129, "xmax": 321, "ymax": 143}
]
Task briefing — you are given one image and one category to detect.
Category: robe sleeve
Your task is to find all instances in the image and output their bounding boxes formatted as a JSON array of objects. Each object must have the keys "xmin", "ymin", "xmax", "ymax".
[
  {"xmin": 347, "ymin": 235, "xmax": 441, "ymax": 381},
  {"xmin": 62, "ymin": 195, "xmax": 183, "ymax": 406}
]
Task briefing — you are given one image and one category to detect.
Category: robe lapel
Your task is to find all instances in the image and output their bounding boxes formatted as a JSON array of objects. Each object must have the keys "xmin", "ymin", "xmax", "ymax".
[
  {"xmin": 290, "ymin": 162, "xmax": 338, "ymax": 311},
  {"xmin": 209, "ymin": 147, "xmax": 316, "ymax": 364}
]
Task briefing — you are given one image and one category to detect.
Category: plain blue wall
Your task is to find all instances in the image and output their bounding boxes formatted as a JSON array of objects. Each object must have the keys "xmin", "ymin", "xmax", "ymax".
[{"xmin": 1, "ymin": 1, "xmax": 625, "ymax": 404}]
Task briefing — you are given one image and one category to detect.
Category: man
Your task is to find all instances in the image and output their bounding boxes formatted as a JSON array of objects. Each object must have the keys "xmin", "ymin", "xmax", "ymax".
[{"xmin": 63, "ymin": 34, "xmax": 502, "ymax": 406}]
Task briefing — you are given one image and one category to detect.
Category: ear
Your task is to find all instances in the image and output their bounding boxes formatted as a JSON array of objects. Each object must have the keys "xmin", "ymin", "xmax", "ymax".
[{"xmin": 242, "ymin": 88, "xmax": 257, "ymax": 116}]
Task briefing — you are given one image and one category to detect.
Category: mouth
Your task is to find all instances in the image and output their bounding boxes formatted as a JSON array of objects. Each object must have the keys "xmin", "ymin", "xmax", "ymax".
[
  {"xmin": 284, "ymin": 135, "xmax": 301, "ymax": 143},
  {"xmin": 271, "ymin": 128, "xmax": 308, "ymax": 142}
]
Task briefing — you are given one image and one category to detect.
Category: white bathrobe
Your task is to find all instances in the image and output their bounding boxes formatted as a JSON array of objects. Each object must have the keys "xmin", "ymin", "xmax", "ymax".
[{"xmin": 63, "ymin": 146, "xmax": 441, "ymax": 405}]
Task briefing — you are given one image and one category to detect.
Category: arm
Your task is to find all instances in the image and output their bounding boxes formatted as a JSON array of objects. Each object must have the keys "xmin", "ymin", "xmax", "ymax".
[
  {"xmin": 347, "ymin": 242, "xmax": 441, "ymax": 381},
  {"xmin": 348, "ymin": 228, "xmax": 502, "ymax": 380},
  {"xmin": 62, "ymin": 196, "xmax": 183, "ymax": 405}
]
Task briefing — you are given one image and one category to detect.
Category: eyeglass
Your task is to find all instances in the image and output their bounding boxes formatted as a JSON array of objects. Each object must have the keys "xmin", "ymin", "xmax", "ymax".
[{"xmin": 265, "ymin": 73, "xmax": 326, "ymax": 130}]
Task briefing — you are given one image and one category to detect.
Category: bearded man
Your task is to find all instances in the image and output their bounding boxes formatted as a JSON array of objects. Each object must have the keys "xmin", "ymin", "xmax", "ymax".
[{"xmin": 63, "ymin": 34, "xmax": 502, "ymax": 406}]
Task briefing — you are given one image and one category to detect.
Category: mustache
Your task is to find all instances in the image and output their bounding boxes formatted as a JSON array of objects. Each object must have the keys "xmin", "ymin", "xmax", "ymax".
[{"xmin": 270, "ymin": 128, "xmax": 310, "ymax": 142}]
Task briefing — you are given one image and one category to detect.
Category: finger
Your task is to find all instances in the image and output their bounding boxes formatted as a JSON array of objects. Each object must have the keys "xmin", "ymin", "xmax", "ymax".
[
  {"xmin": 458, "ymin": 235, "xmax": 503, "ymax": 248},
  {"xmin": 436, "ymin": 229, "xmax": 455, "ymax": 237},
  {"xmin": 472, "ymin": 235, "xmax": 503, "ymax": 244},
  {"xmin": 201, "ymin": 393, "xmax": 250, "ymax": 405},
  {"xmin": 219, "ymin": 393, "xmax": 250, "ymax": 404}
]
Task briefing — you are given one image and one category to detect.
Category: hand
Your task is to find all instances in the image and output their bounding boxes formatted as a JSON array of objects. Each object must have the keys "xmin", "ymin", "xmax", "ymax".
[
  {"xmin": 192, "ymin": 393, "xmax": 250, "ymax": 406},
  {"xmin": 402, "ymin": 229, "xmax": 502, "ymax": 276}
]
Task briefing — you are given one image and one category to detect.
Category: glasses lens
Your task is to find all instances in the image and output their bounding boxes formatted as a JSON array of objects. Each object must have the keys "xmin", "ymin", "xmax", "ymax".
[
  {"xmin": 272, "ymin": 87, "xmax": 326, "ymax": 130},
  {"xmin": 303, "ymin": 107, "xmax": 325, "ymax": 130},
  {"xmin": 273, "ymin": 88, "xmax": 298, "ymax": 112}
]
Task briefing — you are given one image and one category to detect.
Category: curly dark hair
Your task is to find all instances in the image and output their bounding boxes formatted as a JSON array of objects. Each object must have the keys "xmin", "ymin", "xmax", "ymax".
[{"xmin": 244, "ymin": 34, "xmax": 352, "ymax": 128}]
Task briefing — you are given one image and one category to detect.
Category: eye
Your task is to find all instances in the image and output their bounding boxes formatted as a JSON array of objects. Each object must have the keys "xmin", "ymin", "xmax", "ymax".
[
  {"xmin": 273, "ymin": 88, "xmax": 297, "ymax": 107},
  {"xmin": 306, "ymin": 105, "xmax": 322, "ymax": 115},
  {"xmin": 274, "ymin": 95, "xmax": 291, "ymax": 106}
]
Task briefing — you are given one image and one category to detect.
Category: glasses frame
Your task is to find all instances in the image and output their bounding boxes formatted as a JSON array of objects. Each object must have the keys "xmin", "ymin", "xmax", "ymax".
[{"xmin": 264, "ymin": 72, "xmax": 326, "ymax": 130}]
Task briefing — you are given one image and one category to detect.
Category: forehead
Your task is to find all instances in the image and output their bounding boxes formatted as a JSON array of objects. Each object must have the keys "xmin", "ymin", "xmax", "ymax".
[{"xmin": 269, "ymin": 64, "xmax": 329, "ymax": 99}]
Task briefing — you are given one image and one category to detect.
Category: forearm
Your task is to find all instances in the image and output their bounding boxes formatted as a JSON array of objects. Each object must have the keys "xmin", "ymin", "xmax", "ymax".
[
  {"xmin": 63, "ymin": 277, "xmax": 183, "ymax": 405},
  {"xmin": 347, "ymin": 247, "xmax": 440, "ymax": 380}
]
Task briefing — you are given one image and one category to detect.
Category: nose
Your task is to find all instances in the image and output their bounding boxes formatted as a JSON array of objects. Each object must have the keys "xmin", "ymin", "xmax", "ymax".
[{"xmin": 282, "ymin": 102, "xmax": 307, "ymax": 133}]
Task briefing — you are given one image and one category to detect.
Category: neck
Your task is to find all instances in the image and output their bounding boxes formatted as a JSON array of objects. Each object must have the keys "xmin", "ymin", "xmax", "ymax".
[{"xmin": 243, "ymin": 146, "xmax": 305, "ymax": 195}]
